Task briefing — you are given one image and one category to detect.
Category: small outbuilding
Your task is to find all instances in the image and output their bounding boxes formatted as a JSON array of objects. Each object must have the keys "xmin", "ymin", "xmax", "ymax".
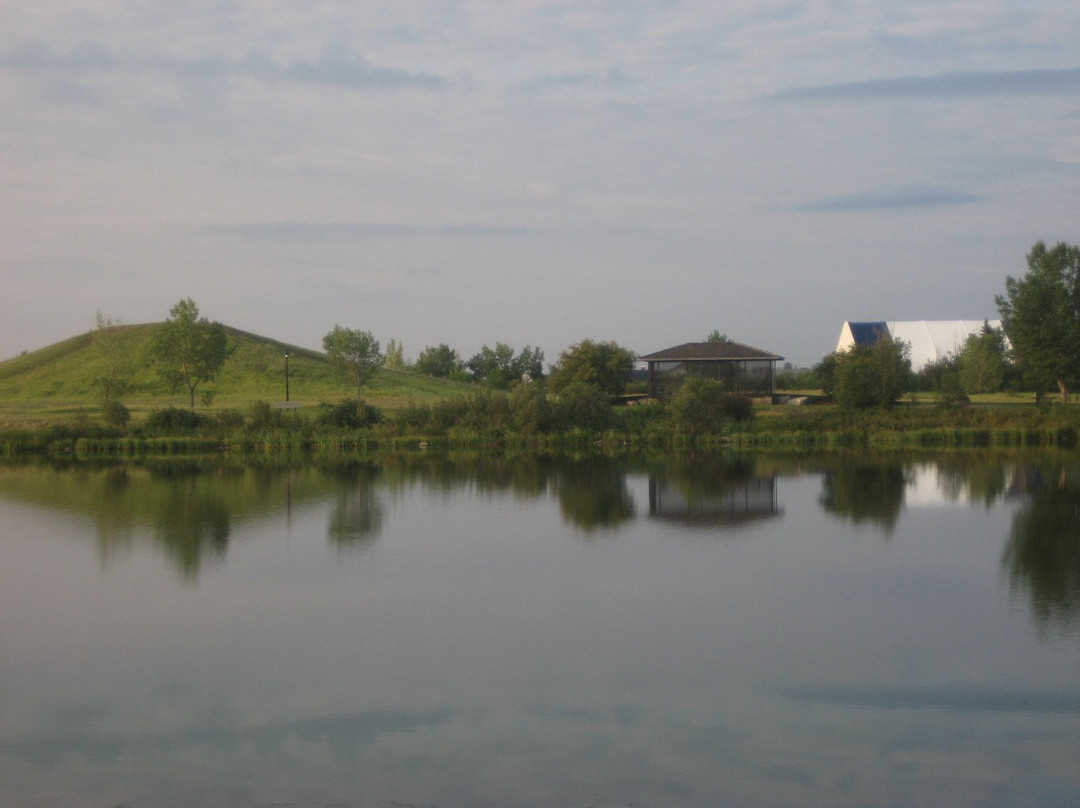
[{"xmin": 639, "ymin": 341, "xmax": 784, "ymax": 398}]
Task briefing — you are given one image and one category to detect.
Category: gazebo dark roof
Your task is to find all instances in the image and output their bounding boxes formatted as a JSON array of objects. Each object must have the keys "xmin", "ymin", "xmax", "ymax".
[{"xmin": 639, "ymin": 341, "xmax": 784, "ymax": 362}]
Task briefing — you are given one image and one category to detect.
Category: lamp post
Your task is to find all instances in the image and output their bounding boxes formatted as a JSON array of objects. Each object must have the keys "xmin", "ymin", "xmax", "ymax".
[{"xmin": 284, "ymin": 352, "xmax": 290, "ymax": 402}]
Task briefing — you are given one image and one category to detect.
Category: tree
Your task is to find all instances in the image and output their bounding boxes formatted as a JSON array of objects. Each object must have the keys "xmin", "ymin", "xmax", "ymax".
[
  {"xmin": 322, "ymin": 326, "xmax": 384, "ymax": 399},
  {"xmin": 958, "ymin": 322, "xmax": 1007, "ymax": 395},
  {"xmin": 415, "ymin": 343, "xmax": 460, "ymax": 378},
  {"xmin": 547, "ymin": 339, "xmax": 636, "ymax": 396},
  {"xmin": 383, "ymin": 339, "xmax": 405, "ymax": 370},
  {"xmin": 832, "ymin": 337, "xmax": 911, "ymax": 410},
  {"xmin": 997, "ymin": 241, "xmax": 1080, "ymax": 404},
  {"xmin": 668, "ymin": 377, "xmax": 754, "ymax": 436},
  {"xmin": 91, "ymin": 311, "xmax": 133, "ymax": 401},
  {"xmin": 705, "ymin": 330, "xmax": 729, "ymax": 343},
  {"xmin": 465, "ymin": 343, "xmax": 544, "ymax": 389},
  {"xmin": 152, "ymin": 298, "xmax": 228, "ymax": 409}
]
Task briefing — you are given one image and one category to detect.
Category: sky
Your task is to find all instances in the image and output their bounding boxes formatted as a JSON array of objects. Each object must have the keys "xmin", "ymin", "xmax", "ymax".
[{"xmin": 1, "ymin": 1, "xmax": 1077, "ymax": 368}]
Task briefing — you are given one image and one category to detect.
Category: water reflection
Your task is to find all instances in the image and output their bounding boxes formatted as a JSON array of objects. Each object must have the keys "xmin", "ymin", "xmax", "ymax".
[
  {"xmin": 1, "ymin": 452, "xmax": 1079, "ymax": 807},
  {"xmin": 648, "ymin": 454, "xmax": 780, "ymax": 526},
  {"xmin": 932, "ymin": 453, "xmax": 1013, "ymax": 506},
  {"xmin": 2, "ymin": 452, "xmax": 1080, "ymax": 634},
  {"xmin": 324, "ymin": 461, "xmax": 384, "ymax": 549},
  {"xmin": 555, "ymin": 456, "xmax": 635, "ymax": 531},
  {"xmin": 1002, "ymin": 461, "xmax": 1080, "ymax": 634},
  {"xmin": 820, "ymin": 459, "xmax": 909, "ymax": 532}
]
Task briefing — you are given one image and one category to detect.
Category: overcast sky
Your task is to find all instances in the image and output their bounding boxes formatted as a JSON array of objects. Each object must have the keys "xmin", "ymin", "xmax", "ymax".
[{"xmin": 2, "ymin": 1, "xmax": 1076, "ymax": 367}]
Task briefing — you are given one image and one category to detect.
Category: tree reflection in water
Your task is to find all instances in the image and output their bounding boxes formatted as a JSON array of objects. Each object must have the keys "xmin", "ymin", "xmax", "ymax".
[
  {"xmin": 554, "ymin": 456, "xmax": 635, "ymax": 532},
  {"xmin": 325, "ymin": 461, "xmax": 384, "ymax": 550},
  {"xmin": 1003, "ymin": 463, "xmax": 1080, "ymax": 634},
  {"xmin": 820, "ymin": 460, "xmax": 909, "ymax": 533}
]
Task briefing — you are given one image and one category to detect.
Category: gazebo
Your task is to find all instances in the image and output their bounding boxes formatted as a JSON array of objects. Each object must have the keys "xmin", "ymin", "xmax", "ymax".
[{"xmin": 639, "ymin": 341, "xmax": 784, "ymax": 398}]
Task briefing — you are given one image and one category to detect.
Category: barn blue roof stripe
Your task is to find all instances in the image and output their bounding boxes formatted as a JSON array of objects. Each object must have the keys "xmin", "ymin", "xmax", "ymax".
[{"xmin": 847, "ymin": 322, "xmax": 889, "ymax": 345}]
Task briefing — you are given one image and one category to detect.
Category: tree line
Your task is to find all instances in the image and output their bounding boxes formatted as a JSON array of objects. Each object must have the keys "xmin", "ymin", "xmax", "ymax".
[
  {"xmin": 93, "ymin": 240, "xmax": 1080, "ymax": 423},
  {"xmin": 796, "ymin": 241, "xmax": 1080, "ymax": 410}
]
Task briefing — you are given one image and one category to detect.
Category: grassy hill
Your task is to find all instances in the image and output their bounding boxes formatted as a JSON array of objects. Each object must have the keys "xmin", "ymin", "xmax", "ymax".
[{"xmin": 0, "ymin": 324, "xmax": 474, "ymax": 428}]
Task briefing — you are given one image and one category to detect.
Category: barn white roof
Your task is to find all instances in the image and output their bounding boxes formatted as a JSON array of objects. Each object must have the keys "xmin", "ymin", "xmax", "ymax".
[{"xmin": 836, "ymin": 320, "xmax": 1006, "ymax": 371}]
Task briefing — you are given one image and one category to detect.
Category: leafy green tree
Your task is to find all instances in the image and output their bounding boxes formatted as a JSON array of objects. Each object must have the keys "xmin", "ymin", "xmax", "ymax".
[
  {"xmin": 466, "ymin": 343, "xmax": 544, "ymax": 389},
  {"xmin": 414, "ymin": 343, "xmax": 460, "ymax": 378},
  {"xmin": 832, "ymin": 337, "xmax": 911, "ymax": 410},
  {"xmin": 383, "ymin": 339, "xmax": 405, "ymax": 370},
  {"xmin": 549, "ymin": 382, "xmax": 614, "ymax": 432},
  {"xmin": 668, "ymin": 377, "xmax": 754, "ymax": 436},
  {"xmin": 508, "ymin": 380, "xmax": 553, "ymax": 435},
  {"xmin": 91, "ymin": 311, "xmax": 134, "ymax": 400},
  {"xmin": 547, "ymin": 339, "xmax": 636, "ymax": 396},
  {"xmin": 705, "ymin": 330, "xmax": 729, "ymax": 343},
  {"xmin": 997, "ymin": 241, "xmax": 1080, "ymax": 403},
  {"xmin": 322, "ymin": 326, "xmax": 384, "ymax": 399},
  {"xmin": 958, "ymin": 322, "xmax": 1007, "ymax": 395},
  {"xmin": 152, "ymin": 299, "xmax": 228, "ymax": 409},
  {"xmin": 813, "ymin": 352, "xmax": 840, "ymax": 396}
]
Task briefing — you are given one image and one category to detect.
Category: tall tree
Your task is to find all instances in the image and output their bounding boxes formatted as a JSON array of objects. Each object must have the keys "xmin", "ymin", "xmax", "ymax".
[
  {"xmin": 465, "ymin": 343, "xmax": 544, "ymax": 389},
  {"xmin": 997, "ymin": 241, "xmax": 1080, "ymax": 403},
  {"xmin": 152, "ymin": 299, "xmax": 228, "ymax": 408},
  {"xmin": 547, "ymin": 339, "xmax": 636, "ymax": 396},
  {"xmin": 383, "ymin": 339, "xmax": 405, "ymax": 370},
  {"xmin": 958, "ymin": 322, "xmax": 1007, "ymax": 396},
  {"xmin": 323, "ymin": 325, "xmax": 384, "ymax": 399},
  {"xmin": 91, "ymin": 311, "xmax": 133, "ymax": 401},
  {"xmin": 832, "ymin": 337, "xmax": 911, "ymax": 410},
  {"xmin": 414, "ymin": 343, "xmax": 460, "ymax": 378}
]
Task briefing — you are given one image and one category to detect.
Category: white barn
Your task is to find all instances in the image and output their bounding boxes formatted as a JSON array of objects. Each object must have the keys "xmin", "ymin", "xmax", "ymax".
[{"xmin": 836, "ymin": 320, "xmax": 1007, "ymax": 371}]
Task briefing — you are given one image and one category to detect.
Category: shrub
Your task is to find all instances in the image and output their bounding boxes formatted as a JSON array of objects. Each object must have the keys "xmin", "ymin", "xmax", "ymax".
[
  {"xmin": 102, "ymin": 400, "xmax": 130, "ymax": 428},
  {"xmin": 668, "ymin": 378, "xmax": 754, "ymax": 436},
  {"xmin": 832, "ymin": 338, "xmax": 912, "ymax": 410},
  {"xmin": 216, "ymin": 408, "xmax": 246, "ymax": 431},
  {"xmin": 248, "ymin": 400, "xmax": 284, "ymax": 431},
  {"xmin": 934, "ymin": 371, "xmax": 969, "ymax": 408},
  {"xmin": 146, "ymin": 406, "xmax": 204, "ymax": 434},
  {"xmin": 319, "ymin": 398, "xmax": 381, "ymax": 430},
  {"xmin": 550, "ymin": 382, "xmax": 613, "ymax": 432},
  {"xmin": 508, "ymin": 381, "xmax": 553, "ymax": 435}
]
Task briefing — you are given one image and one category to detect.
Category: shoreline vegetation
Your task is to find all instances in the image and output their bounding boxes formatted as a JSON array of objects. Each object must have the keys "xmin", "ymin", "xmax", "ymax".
[
  {"xmin": 4, "ymin": 294, "xmax": 1080, "ymax": 458},
  {"xmin": 3, "ymin": 396, "xmax": 1079, "ymax": 458}
]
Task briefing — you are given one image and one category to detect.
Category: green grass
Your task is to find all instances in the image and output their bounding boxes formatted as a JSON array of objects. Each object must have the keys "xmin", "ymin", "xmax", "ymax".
[{"xmin": 0, "ymin": 324, "xmax": 475, "ymax": 429}]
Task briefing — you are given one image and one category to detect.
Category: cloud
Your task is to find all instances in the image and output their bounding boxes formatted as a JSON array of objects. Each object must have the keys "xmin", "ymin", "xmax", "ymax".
[
  {"xmin": 0, "ymin": 38, "xmax": 113, "ymax": 70},
  {"xmin": 796, "ymin": 187, "xmax": 984, "ymax": 212},
  {"xmin": 779, "ymin": 685, "xmax": 1080, "ymax": 714},
  {"xmin": 265, "ymin": 40, "xmax": 445, "ymax": 91},
  {"xmin": 1, "ymin": 38, "xmax": 446, "ymax": 92},
  {"xmin": 771, "ymin": 66, "xmax": 1080, "ymax": 102},
  {"xmin": 210, "ymin": 221, "xmax": 539, "ymax": 240}
]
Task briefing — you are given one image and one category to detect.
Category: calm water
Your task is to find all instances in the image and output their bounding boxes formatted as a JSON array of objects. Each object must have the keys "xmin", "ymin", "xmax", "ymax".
[{"xmin": 1, "ymin": 452, "xmax": 1078, "ymax": 808}]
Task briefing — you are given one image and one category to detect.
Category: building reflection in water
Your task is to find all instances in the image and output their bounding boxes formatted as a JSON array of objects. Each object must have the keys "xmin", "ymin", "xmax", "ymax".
[{"xmin": 648, "ymin": 474, "xmax": 780, "ymax": 526}]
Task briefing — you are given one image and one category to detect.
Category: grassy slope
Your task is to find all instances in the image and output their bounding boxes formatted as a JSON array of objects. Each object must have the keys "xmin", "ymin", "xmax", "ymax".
[{"xmin": 0, "ymin": 324, "xmax": 473, "ymax": 428}]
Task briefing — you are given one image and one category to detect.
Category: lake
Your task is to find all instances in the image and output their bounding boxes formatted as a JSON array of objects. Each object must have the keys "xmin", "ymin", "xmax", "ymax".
[{"xmin": 1, "ymin": 451, "xmax": 1078, "ymax": 808}]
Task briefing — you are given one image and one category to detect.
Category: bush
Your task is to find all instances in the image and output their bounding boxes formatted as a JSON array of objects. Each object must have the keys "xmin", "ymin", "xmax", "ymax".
[
  {"xmin": 248, "ymin": 400, "xmax": 285, "ymax": 431},
  {"xmin": 319, "ymin": 398, "xmax": 381, "ymax": 430},
  {"xmin": 832, "ymin": 338, "xmax": 911, "ymax": 410},
  {"xmin": 668, "ymin": 378, "xmax": 754, "ymax": 436},
  {"xmin": 550, "ymin": 382, "xmax": 614, "ymax": 432},
  {"xmin": 216, "ymin": 408, "xmax": 246, "ymax": 431},
  {"xmin": 934, "ymin": 371, "xmax": 969, "ymax": 408},
  {"xmin": 146, "ymin": 406, "xmax": 204, "ymax": 434},
  {"xmin": 508, "ymin": 381, "xmax": 553, "ymax": 435},
  {"xmin": 102, "ymin": 400, "xmax": 130, "ymax": 428}
]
